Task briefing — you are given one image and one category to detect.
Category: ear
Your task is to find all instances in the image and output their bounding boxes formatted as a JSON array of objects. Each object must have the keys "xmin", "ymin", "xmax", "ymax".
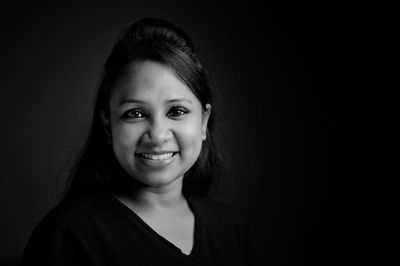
[
  {"xmin": 100, "ymin": 110, "xmax": 112, "ymax": 139},
  {"xmin": 201, "ymin": 104, "xmax": 211, "ymax": 141}
]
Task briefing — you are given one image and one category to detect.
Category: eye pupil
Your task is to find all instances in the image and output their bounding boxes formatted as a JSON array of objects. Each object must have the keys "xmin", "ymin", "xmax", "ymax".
[
  {"xmin": 122, "ymin": 109, "xmax": 144, "ymax": 120},
  {"xmin": 128, "ymin": 111, "xmax": 139, "ymax": 117},
  {"xmin": 169, "ymin": 107, "xmax": 186, "ymax": 117}
]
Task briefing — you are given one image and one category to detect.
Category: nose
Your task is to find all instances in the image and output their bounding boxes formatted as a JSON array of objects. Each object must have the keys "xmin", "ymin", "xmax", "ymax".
[{"xmin": 143, "ymin": 116, "xmax": 172, "ymax": 144}]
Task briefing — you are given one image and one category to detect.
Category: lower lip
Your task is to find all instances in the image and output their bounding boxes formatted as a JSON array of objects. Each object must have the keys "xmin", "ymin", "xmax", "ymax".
[{"xmin": 136, "ymin": 153, "xmax": 177, "ymax": 168}]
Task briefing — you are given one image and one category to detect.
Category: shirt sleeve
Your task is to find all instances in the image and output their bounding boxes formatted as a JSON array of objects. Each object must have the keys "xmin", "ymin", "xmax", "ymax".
[{"xmin": 20, "ymin": 211, "xmax": 91, "ymax": 266}]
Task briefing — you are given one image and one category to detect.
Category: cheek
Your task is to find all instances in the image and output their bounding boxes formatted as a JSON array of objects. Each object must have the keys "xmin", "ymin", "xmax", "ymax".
[
  {"xmin": 177, "ymin": 118, "xmax": 204, "ymax": 155},
  {"xmin": 111, "ymin": 123, "xmax": 141, "ymax": 155}
]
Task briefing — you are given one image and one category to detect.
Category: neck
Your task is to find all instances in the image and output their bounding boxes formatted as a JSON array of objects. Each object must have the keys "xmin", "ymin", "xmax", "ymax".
[{"xmin": 115, "ymin": 176, "xmax": 187, "ymax": 210}]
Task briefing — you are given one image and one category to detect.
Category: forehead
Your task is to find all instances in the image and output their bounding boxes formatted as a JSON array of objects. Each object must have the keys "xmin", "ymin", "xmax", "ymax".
[{"xmin": 111, "ymin": 60, "xmax": 199, "ymax": 104}]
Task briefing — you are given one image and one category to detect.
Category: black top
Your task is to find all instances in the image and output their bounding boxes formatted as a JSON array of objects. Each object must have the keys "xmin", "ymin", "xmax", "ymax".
[{"xmin": 20, "ymin": 193, "xmax": 254, "ymax": 266}]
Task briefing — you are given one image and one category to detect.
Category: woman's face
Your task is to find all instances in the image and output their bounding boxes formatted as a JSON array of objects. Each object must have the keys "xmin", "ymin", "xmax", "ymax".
[{"xmin": 103, "ymin": 60, "xmax": 210, "ymax": 190}]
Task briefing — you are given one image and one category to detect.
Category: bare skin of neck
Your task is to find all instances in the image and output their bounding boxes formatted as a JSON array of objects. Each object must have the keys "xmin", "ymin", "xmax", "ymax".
[{"xmin": 113, "ymin": 176, "xmax": 195, "ymax": 255}]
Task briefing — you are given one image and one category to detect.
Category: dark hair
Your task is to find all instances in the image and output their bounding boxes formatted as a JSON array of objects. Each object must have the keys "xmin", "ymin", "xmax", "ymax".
[{"xmin": 62, "ymin": 18, "xmax": 223, "ymax": 202}]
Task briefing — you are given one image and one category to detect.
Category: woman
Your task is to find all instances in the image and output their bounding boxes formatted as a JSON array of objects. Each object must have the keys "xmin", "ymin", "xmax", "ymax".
[{"xmin": 20, "ymin": 18, "xmax": 252, "ymax": 266}]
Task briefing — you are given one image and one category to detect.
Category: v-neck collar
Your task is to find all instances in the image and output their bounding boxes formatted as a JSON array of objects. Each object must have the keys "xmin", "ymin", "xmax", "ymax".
[{"xmin": 106, "ymin": 193, "xmax": 200, "ymax": 258}]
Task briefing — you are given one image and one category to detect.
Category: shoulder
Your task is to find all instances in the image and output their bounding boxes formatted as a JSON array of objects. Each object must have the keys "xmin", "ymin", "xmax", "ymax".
[
  {"xmin": 190, "ymin": 197, "xmax": 246, "ymax": 229},
  {"xmin": 21, "ymin": 195, "xmax": 106, "ymax": 265},
  {"xmin": 32, "ymin": 193, "xmax": 111, "ymax": 237}
]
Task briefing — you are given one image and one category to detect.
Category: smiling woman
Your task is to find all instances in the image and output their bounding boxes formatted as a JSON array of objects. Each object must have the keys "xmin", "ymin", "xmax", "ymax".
[
  {"xmin": 105, "ymin": 61, "xmax": 210, "ymax": 190},
  {"xmin": 19, "ymin": 18, "xmax": 254, "ymax": 265}
]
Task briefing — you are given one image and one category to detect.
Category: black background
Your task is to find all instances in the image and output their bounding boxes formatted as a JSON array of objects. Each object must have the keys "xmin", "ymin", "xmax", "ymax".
[{"xmin": 0, "ymin": 1, "xmax": 394, "ymax": 265}]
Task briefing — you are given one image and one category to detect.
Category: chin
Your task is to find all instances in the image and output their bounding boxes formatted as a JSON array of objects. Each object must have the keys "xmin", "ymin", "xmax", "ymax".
[{"xmin": 132, "ymin": 172, "xmax": 183, "ymax": 188}]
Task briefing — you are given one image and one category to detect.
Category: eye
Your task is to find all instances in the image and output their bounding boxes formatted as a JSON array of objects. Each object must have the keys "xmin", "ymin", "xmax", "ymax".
[
  {"xmin": 167, "ymin": 106, "xmax": 188, "ymax": 118},
  {"xmin": 121, "ymin": 109, "xmax": 145, "ymax": 120}
]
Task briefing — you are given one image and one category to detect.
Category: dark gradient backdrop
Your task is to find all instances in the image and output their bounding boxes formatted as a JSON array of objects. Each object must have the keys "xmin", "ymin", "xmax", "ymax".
[{"xmin": 0, "ymin": 1, "xmax": 392, "ymax": 266}]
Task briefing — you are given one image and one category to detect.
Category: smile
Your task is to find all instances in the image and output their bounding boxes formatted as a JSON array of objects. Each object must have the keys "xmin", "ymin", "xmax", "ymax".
[{"xmin": 137, "ymin": 152, "xmax": 177, "ymax": 161}]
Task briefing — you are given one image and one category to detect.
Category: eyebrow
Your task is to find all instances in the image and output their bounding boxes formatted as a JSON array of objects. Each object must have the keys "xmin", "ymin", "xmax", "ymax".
[
  {"xmin": 166, "ymin": 98, "xmax": 193, "ymax": 104},
  {"xmin": 119, "ymin": 98, "xmax": 193, "ymax": 105},
  {"xmin": 119, "ymin": 99, "xmax": 146, "ymax": 105}
]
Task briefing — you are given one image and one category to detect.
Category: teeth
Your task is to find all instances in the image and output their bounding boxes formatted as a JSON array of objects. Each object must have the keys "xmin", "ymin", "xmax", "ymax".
[{"xmin": 140, "ymin": 153, "xmax": 174, "ymax": 160}]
